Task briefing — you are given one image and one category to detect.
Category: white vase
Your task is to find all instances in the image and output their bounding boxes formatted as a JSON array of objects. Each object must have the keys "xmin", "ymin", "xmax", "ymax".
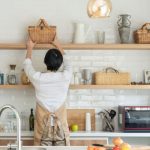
[{"xmin": 73, "ymin": 23, "xmax": 90, "ymax": 43}]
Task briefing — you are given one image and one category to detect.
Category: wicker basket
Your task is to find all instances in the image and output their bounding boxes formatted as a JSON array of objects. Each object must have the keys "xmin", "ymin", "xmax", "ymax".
[
  {"xmin": 94, "ymin": 67, "xmax": 131, "ymax": 85},
  {"xmin": 28, "ymin": 19, "xmax": 56, "ymax": 44},
  {"xmin": 134, "ymin": 23, "xmax": 150, "ymax": 44}
]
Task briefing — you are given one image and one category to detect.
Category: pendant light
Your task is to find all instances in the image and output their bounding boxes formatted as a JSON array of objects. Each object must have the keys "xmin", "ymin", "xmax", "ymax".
[{"xmin": 87, "ymin": 0, "xmax": 112, "ymax": 18}]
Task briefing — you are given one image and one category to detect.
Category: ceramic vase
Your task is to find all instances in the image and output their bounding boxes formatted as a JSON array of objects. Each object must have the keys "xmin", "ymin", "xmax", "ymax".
[{"xmin": 118, "ymin": 14, "xmax": 131, "ymax": 43}]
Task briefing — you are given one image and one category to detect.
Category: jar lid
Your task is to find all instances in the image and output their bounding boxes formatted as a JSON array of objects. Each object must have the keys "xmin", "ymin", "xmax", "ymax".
[{"xmin": 10, "ymin": 64, "xmax": 16, "ymax": 70}]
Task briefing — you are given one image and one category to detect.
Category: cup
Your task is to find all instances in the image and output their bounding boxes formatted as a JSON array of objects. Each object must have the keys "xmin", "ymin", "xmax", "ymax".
[
  {"xmin": 97, "ymin": 31, "xmax": 105, "ymax": 44},
  {"xmin": 82, "ymin": 69, "xmax": 92, "ymax": 85},
  {"xmin": 74, "ymin": 72, "xmax": 82, "ymax": 85}
]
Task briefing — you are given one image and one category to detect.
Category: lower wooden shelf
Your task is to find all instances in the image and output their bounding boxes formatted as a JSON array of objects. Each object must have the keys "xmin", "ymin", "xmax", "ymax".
[
  {"xmin": 0, "ymin": 84, "xmax": 31, "ymax": 89},
  {"xmin": 0, "ymin": 84, "xmax": 150, "ymax": 89},
  {"xmin": 70, "ymin": 84, "xmax": 150, "ymax": 89}
]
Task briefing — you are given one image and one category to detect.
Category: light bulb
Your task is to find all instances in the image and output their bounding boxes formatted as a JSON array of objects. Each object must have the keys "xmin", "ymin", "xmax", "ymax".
[{"xmin": 87, "ymin": 0, "xmax": 112, "ymax": 18}]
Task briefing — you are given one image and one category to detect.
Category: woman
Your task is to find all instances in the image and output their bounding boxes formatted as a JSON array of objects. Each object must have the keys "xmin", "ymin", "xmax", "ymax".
[{"xmin": 24, "ymin": 38, "xmax": 72, "ymax": 146}]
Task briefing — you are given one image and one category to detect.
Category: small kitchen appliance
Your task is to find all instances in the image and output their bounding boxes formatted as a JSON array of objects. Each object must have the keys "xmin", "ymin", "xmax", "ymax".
[{"xmin": 118, "ymin": 106, "xmax": 150, "ymax": 132}]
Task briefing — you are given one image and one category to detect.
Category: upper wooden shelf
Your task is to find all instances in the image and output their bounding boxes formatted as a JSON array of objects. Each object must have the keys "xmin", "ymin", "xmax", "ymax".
[
  {"xmin": 0, "ymin": 43, "xmax": 150, "ymax": 50},
  {"xmin": 1, "ymin": 84, "xmax": 150, "ymax": 90}
]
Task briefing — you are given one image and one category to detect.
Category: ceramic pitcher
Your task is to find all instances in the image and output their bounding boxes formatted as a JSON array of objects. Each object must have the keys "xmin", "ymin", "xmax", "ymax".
[{"xmin": 73, "ymin": 23, "xmax": 90, "ymax": 43}]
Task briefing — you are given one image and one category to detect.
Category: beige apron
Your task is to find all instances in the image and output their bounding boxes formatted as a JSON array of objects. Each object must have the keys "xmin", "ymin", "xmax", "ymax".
[{"xmin": 34, "ymin": 103, "xmax": 70, "ymax": 146}]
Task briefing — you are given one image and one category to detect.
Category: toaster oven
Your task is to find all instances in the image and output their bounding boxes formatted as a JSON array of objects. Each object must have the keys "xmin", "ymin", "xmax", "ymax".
[{"xmin": 118, "ymin": 106, "xmax": 150, "ymax": 132}]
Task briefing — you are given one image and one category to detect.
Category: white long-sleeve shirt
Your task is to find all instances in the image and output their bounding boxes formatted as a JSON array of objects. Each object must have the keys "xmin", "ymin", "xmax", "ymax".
[{"xmin": 23, "ymin": 56, "xmax": 72, "ymax": 112}]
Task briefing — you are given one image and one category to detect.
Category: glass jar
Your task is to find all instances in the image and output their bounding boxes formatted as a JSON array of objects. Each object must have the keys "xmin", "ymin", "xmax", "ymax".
[
  {"xmin": 0, "ymin": 73, "xmax": 4, "ymax": 85},
  {"xmin": 7, "ymin": 65, "xmax": 17, "ymax": 85},
  {"xmin": 74, "ymin": 72, "xmax": 82, "ymax": 84},
  {"xmin": 21, "ymin": 69, "xmax": 30, "ymax": 85}
]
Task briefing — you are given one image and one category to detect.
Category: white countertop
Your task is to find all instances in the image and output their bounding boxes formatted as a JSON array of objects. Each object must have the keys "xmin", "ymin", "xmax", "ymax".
[
  {"xmin": 0, "ymin": 131, "xmax": 150, "ymax": 139},
  {"xmin": 70, "ymin": 131, "xmax": 150, "ymax": 138},
  {"xmin": 0, "ymin": 146, "xmax": 88, "ymax": 150},
  {"xmin": 0, "ymin": 146, "xmax": 150, "ymax": 150}
]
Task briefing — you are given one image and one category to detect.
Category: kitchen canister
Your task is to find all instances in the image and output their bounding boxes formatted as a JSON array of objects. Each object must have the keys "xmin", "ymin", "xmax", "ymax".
[
  {"xmin": 0, "ymin": 73, "xmax": 4, "ymax": 85},
  {"xmin": 82, "ymin": 69, "xmax": 92, "ymax": 85},
  {"xmin": 85, "ymin": 113, "xmax": 91, "ymax": 131},
  {"xmin": 74, "ymin": 72, "xmax": 82, "ymax": 84}
]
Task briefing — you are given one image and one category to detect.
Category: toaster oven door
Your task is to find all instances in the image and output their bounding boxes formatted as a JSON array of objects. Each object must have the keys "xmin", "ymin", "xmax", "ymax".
[{"xmin": 124, "ymin": 108, "xmax": 150, "ymax": 131}]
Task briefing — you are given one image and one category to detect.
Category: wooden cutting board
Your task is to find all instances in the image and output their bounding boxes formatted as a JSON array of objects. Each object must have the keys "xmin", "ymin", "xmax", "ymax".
[{"xmin": 67, "ymin": 109, "xmax": 95, "ymax": 131}]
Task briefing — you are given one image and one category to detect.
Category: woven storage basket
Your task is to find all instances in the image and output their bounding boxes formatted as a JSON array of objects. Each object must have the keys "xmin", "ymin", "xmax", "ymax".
[
  {"xmin": 28, "ymin": 19, "xmax": 56, "ymax": 44},
  {"xmin": 134, "ymin": 23, "xmax": 150, "ymax": 44},
  {"xmin": 94, "ymin": 67, "xmax": 131, "ymax": 85}
]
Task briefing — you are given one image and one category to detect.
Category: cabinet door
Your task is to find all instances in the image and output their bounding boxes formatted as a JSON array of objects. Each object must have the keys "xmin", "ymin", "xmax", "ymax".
[
  {"xmin": 0, "ymin": 140, "xmax": 33, "ymax": 146},
  {"xmin": 70, "ymin": 138, "xmax": 108, "ymax": 146}
]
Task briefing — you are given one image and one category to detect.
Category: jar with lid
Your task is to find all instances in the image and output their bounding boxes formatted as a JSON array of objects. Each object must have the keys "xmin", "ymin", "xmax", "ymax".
[
  {"xmin": 7, "ymin": 64, "xmax": 17, "ymax": 85},
  {"xmin": 0, "ymin": 71, "xmax": 4, "ymax": 85},
  {"xmin": 74, "ymin": 72, "xmax": 82, "ymax": 84},
  {"xmin": 21, "ymin": 69, "xmax": 30, "ymax": 85}
]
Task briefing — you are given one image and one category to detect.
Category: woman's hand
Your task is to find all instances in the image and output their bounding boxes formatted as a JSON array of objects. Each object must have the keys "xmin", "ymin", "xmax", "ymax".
[{"xmin": 27, "ymin": 38, "xmax": 35, "ymax": 50}]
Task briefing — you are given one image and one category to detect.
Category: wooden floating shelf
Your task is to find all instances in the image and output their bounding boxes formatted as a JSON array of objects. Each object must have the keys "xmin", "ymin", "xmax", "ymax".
[
  {"xmin": 1, "ymin": 84, "xmax": 150, "ymax": 89},
  {"xmin": 0, "ymin": 43, "xmax": 150, "ymax": 50},
  {"xmin": 0, "ymin": 85, "xmax": 32, "ymax": 89},
  {"xmin": 70, "ymin": 84, "xmax": 150, "ymax": 89}
]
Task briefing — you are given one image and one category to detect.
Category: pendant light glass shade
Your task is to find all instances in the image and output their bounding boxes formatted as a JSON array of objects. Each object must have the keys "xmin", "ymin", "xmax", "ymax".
[{"xmin": 87, "ymin": 0, "xmax": 112, "ymax": 18}]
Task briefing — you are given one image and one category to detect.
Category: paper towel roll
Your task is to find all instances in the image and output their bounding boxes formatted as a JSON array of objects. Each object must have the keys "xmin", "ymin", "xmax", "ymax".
[{"xmin": 86, "ymin": 113, "xmax": 91, "ymax": 131}]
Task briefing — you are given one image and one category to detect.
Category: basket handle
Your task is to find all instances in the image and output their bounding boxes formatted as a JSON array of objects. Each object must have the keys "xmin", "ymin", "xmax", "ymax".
[
  {"xmin": 105, "ymin": 67, "xmax": 119, "ymax": 73},
  {"xmin": 142, "ymin": 23, "xmax": 150, "ymax": 30},
  {"xmin": 37, "ymin": 19, "xmax": 49, "ymax": 28}
]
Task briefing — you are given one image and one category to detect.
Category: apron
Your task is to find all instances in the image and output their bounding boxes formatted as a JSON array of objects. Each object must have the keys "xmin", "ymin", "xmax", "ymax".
[{"xmin": 34, "ymin": 103, "xmax": 70, "ymax": 146}]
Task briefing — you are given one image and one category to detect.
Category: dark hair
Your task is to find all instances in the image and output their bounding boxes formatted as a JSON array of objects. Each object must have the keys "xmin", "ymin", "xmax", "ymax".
[{"xmin": 44, "ymin": 49, "xmax": 63, "ymax": 72}]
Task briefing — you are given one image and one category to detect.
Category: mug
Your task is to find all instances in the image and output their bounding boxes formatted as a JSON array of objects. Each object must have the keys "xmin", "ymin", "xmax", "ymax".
[
  {"xmin": 97, "ymin": 31, "xmax": 105, "ymax": 44},
  {"xmin": 82, "ymin": 69, "xmax": 92, "ymax": 85}
]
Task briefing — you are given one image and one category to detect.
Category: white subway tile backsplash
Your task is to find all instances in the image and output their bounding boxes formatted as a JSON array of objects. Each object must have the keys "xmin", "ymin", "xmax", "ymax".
[
  {"xmin": 77, "ymin": 100, "xmax": 92, "ymax": 107},
  {"xmin": 80, "ymin": 56, "xmax": 103, "ymax": 61},
  {"xmin": 1, "ymin": 50, "xmax": 150, "ymax": 131},
  {"xmin": 103, "ymin": 56, "xmax": 116, "ymax": 62},
  {"xmin": 69, "ymin": 89, "xmax": 92, "ymax": 95},
  {"xmin": 71, "ymin": 61, "xmax": 92, "ymax": 67},
  {"xmin": 65, "ymin": 56, "xmax": 79, "ymax": 61},
  {"xmin": 91, "ymin": 96, "xmax": 103, "ymax": 101},
  {"xmin": 90, "ymin": 100, "xmax": 105, "ymax": 106},
  {"xmin": 66, "ymin": 50, "xmax": 92, "ymax": 56},
  {"xmin": 91, "ymin": 89, "xmax": 115, "ymax": 95},
  {"xmin": 118, "ymin": 90, "xmax": 138, "ymax": 95},
  {"xmin": 68, "ymin": 101, "xmax": 79, "ymax": 107},
  {"xmin": 104, "ymin": 95, "xmax": 117, "ymax": 101},
  {"xmin": 80, "ymin": 95, "xmax": 94, "ymax": 101},
  {"xmin": 92, "ymin": 61, "xmax": 116, "ymax": 67}
]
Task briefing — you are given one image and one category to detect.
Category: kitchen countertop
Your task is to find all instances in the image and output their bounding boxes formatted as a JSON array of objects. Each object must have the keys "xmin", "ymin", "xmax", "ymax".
[
  {"xmin": 0, "ymin": 146, "xmax": 150, "ymax": 150},
  {"xmin": 0, "ymin": 131, "xmax": 150, "ymax": 139}
]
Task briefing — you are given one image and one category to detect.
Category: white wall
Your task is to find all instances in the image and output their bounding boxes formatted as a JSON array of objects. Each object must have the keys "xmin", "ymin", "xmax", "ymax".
[
  {"xmin": 0, "ymin": 0, "xmax": 150, "ymax": 43},
  {"xmin": 0, "ymin": 0, "xmax": 150, "ymax": 144}
]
